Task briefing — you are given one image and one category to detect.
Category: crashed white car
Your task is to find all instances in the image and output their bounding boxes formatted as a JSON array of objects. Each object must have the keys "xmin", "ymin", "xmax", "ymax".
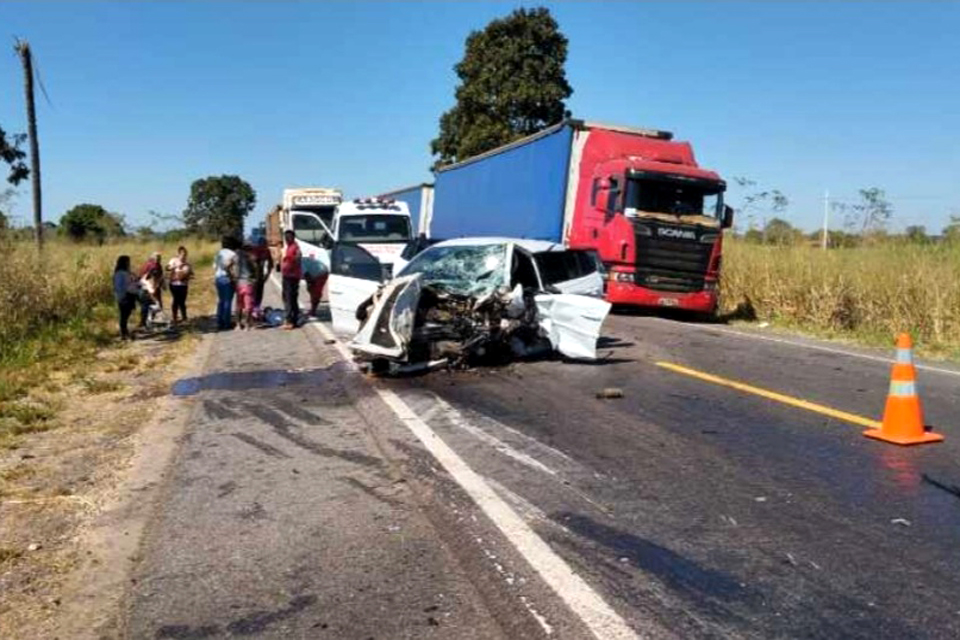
[{"xmin": 327, "ymin": 238, "xmax": 612, "ymax": 373}]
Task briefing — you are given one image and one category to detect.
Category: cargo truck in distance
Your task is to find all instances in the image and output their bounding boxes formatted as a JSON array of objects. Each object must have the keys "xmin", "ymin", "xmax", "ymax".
[
  {"xmin": 266, "ymin": 187, "xmax": 414, "ymax": 275},
  {"xmin": 266, "ymin": 187, "xmax": 343, "ymax": 269},
  {"xmin": 410, "ymin": 119, "xmax": 734, "ymax": 314}
]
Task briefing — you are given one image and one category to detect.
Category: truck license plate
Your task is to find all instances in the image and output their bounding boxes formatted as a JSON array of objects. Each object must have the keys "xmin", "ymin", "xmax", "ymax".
[{"xmin": 658, "ymin": 298, "xmax": 679, "ymax": 307}]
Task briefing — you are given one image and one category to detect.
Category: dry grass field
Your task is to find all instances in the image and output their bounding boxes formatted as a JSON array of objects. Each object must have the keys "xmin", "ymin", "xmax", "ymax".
[{"xmin": 720, "ymin": 239, "xmax": 960, "ymax": 359}]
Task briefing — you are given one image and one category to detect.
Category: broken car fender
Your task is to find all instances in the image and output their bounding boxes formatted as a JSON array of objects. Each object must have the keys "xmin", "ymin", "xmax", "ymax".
[
  {"xmin": 533, "ymin": 294, "xmax": 612, "ymax": 360},
  {"xmin": 349, "ymin": 274, "xmax": 422, "ymax": 359}
]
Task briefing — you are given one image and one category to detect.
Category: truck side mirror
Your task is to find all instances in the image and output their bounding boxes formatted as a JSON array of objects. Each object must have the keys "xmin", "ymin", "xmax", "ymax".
[{"xmin": 722, "ymin": 205, "xmax": 734, "ymax": 229}]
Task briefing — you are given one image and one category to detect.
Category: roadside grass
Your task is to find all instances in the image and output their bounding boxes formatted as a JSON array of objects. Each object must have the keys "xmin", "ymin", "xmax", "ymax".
[
  {"xmin": 0, "ymin": 238, "xmax": 217, "ymax": 447},
  {"xmin": 721, "ymin": 239, "xmax": 960, "ymax": 360}
]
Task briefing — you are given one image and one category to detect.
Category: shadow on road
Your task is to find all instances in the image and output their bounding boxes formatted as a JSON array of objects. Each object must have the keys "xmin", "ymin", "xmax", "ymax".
[
  {"xmin": 610, "ymin": 296, "xmax": 757, "ymax": 326},
  {"xmin": 171, "ymin": 361, "xmax": 352, "ymax": 397}
]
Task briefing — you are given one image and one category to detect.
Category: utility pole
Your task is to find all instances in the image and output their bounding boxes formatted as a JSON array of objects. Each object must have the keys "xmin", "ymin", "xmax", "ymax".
[
  {"xmin": 15, "ymin": 39, "xmax": 43, "ymax": 250},
  {"xmin": 821, "ymin": 190, "xmax": 829, "ymax": 250}
]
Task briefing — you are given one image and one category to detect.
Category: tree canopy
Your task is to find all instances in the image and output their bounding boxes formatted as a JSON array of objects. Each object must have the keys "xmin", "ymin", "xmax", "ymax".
[
  {"xmin": 0, "ymin": 126, "xmax": 29, "ymax": 186},
  {"xmin": 430, "ymin": 7, "xmax": 572, "ymax": 169},
  {"xmin": 183, "ymin": 175, "xmax": 255, "ymax": 240},
  {"xmin": 60, "ymin": 203, "xmax": 126, "ymax": 242}
]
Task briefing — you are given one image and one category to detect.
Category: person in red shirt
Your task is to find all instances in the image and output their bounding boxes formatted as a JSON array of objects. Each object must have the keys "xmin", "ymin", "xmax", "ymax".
[{"xmin": 280, "ymin": 230, "xmax": 302, "ymax": 329}]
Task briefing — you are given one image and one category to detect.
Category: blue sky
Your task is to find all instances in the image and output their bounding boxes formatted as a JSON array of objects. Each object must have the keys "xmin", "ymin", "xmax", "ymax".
[{"xmin": 1, "ymin": 2, "xmax": 957, "ymax": 233}]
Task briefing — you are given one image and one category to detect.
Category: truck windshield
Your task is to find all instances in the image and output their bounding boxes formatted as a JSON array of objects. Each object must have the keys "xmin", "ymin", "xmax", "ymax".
[
  {"xmin": 338, "ymin": 215, "xmax": 411, "ymax": 243},
  {"xmin": 625, "ymin": 177, "xmax": 723, "ymax": 219}
]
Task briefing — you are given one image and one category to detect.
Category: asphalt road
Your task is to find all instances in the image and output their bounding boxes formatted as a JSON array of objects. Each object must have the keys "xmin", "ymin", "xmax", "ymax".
[
  {"xmin": 125, "ymin": 291, "xmax": 960, "ymax": 639},
  {"xmin": 382, "ymin": 313, "xmax": 960, "ymax": 639}
]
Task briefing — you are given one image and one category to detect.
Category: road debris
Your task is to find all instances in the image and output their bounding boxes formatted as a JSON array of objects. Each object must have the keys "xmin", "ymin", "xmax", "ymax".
[
  {"xmin": 891, "ymin": 518, "xmax": 912, "ymax": 527},
  {"xmin": 27, "ymin": 543, "xmax": 42, "ymax": 552},
  {"xmin": 596, "ymin": 388, "xmax": 624, "ymax": 399},
  {"xmin": 754, "ymin": 496, "xmax": 768, "ymax": 503}
]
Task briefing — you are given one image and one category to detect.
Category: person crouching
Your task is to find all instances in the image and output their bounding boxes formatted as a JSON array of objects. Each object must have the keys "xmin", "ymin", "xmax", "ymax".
[{"xmin": 303, "ymin": 253, "xmax": 329, "ymax": 317}]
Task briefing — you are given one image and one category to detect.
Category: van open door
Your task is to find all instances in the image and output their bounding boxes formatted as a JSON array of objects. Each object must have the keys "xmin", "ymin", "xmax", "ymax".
[
  {"xmin": 327, "ymin": 244, "xmax": 387, "ymax": 335},
  {"xmin": 291, "ymin": 211, "xmax": 334, "ymax": 270}
]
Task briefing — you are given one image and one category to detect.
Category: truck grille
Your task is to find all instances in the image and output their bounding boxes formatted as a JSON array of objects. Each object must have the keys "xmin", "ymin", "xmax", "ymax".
[{"xmin": 634, "ymin": 222, "xmax": 714, "ymax": 293}]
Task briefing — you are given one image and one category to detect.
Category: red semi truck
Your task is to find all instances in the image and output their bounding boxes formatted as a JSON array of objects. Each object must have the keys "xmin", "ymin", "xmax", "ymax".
[{"xmin": 418, "ymin": 119, "xmax": 733, "ymax": 314}]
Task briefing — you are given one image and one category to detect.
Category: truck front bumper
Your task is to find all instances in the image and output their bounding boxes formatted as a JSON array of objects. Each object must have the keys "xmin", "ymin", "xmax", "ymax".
[{"xmin": 604, "ymin": 280, "xmax": 718, "ymax": 313}]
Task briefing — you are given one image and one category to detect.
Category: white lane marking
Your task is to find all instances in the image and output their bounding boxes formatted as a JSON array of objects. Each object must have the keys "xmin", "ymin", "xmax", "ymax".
[
  {"xmin": 430, "ymin": 395, "xmax": 558, "ymax": 477},
  {"xmin": 281, "ymin": 281, "xmax": 637, "ymax": 639},
  {"xmin": 640, "ymin": 317, "xmax": 960, "ymax": 378},
  {"xmin": 370, "ymin": 382, "xmax": 637, "ymax": 640}
]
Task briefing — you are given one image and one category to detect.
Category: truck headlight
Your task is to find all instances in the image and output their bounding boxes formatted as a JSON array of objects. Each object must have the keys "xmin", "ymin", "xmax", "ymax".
[{"xmin": 610, "ymin": 272, "xmax": 635, "ymax": 283}]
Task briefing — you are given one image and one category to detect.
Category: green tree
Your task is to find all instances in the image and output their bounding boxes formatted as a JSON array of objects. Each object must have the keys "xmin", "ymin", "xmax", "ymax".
[
  {"xmin": 60, "ymin": 203, "xmax": 126, "ymax": 242},
  {"xmin": 843, "ymin": 187, "xmax": 892, "ymax": 235},
  {"xmin": 183, "ymin": 175, "xmax": 256, "ymax": 239},
  {"xmin": 0, "ymin": 188, "xmax": 14, "ymax": 230},
  {"xmin": 0, "ymin": 126, "xmax": 29, "ymax": 186},
  {"xmin": 904, "ymin": 225, "xmax": 927, "ymax": 244},
  {"xmin": 732, "ymin": 177, "xmax": 789, "ymax": 235},
  {"xmin": 430, "ymin": 7, "xmax": 572, "ymax": 169},
  {"xmin": 763, "ymin": 217, "xmax": 801, "ymax": 246},
  {"xmin": 943, "ymin": 215, "xmax": 960, "ymax": 244}
]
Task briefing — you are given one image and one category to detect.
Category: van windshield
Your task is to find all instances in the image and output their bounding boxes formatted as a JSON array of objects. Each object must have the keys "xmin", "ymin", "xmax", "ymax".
[
  {"xmin": 625, "ymin": 176, "xmax": 724, "ymax": 219},
  {"xmin": 338, "ymin": 215, "xmax": 412, "ymax": 243}
]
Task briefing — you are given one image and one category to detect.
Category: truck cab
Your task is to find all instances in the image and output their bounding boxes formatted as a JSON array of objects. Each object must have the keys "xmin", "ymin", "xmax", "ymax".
[
  {"xmin": 567, "ymin": 130, "xmax": 733, "ymax": 312},
  {"xmin": 276, "ymin": 188, "xmax": 343, "ymax": 270},
  {"xmin": 279, "ymin": 195, "xmax": 412, "ymax": 275},
  {"xmin": 328, "ymin": 198, "xmax": 415, "ymax": 277}
]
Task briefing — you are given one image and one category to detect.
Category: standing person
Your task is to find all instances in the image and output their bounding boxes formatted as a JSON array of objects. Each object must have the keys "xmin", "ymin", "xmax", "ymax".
[
  {"xmin": 138, "ymin": 252, "xmax": 164, "ymax": 329},
  {"xmin": 251, "ymin": 236, "xmax": 273, "ymax": 321},
  {"xmin": 302, "ymin": 252, "xmax": 329, "ymax": 317},
  {"xmin": 280, "ymin": 229, "xmax": 302, "ymax": 330},
  {"xmin": 214, "ymin": 236, "xmax": 238, "ymax": 330},
  {"xmin": 166, "ymin": 246, "xmax": 192, "ymax": 324},
  {"xmin": 235, "ymin": 244, "xmax": 257, "ymax": 331},
  {"xmin": 113, "ymin": 255, "xmax": 139, "ymax": 340}
]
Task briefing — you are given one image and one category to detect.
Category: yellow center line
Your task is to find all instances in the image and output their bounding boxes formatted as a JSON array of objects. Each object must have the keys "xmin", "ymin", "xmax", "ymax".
[{"xmin": 655, "ymin": 361, "xmax": 882, "ymax": 429}]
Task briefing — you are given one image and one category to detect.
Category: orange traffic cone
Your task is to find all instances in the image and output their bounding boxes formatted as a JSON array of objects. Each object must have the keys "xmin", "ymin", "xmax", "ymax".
[{"xmin": 864, "ymin": 333, "xmax": 944, "ymax": 446}]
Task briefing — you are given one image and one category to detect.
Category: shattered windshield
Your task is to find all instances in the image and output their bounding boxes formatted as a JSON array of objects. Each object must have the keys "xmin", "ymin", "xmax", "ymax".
[{"xmin": 398, "ymin": 244, "xmax": 508, "ymax": 297}]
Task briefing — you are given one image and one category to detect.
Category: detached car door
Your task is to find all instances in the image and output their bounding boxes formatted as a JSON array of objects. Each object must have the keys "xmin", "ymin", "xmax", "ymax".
[
  {"xmin": 328, "ymin": 244, "xmax": 386, "ymax": 335},
  {"xmin": 534, "ymin": 249, "xmax": 604, "ymax": 297},
  {"xmin": 533, "ymin": 293, "xmax": 612, "ymax": 360}
]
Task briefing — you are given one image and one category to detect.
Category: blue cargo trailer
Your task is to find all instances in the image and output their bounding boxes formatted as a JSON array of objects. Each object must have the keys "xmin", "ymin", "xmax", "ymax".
[
  {"xmin": 378, "ymin": 183, "xmax": 434, "ymax": 237},
  {"xmin": 430, "ymin": 122, "xmax": 575, "ymax": 242}
]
